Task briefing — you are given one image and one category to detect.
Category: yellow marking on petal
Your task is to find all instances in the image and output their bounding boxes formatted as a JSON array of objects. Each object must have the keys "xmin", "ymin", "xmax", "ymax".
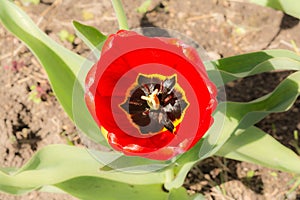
[{"xmin": 101, "ymin": 126, "xmax": 109, "ymax": 139}]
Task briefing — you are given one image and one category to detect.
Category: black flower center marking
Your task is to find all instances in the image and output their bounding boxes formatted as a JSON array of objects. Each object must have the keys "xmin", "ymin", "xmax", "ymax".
[{"xmin": 120, "ymin": 74, "xmax": 189, "ymax": 135}]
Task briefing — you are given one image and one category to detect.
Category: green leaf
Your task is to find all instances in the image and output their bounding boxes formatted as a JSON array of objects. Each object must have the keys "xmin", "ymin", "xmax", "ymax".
[
  {"xmin": 168, "ymin": 187, "xmax": 202, "ymax": 200},
  {"xmin": 207, "ymin": 49, "xmax": 300, "ymax": 87},
  {"xmin": 71, "ymin": 21, "xmax": 108, "ymax": 129},
  {"xmin": 73, "ymin": 20, "xmax": 107, "ymax": 56},
  {"xmin": 71, "ymin": 21, "xmax": 109, "ymax": 144},
  {"xmin": 56, "ymin": 176, "xmax": 199, "ymax": 200},
  {"xmin": 55, "ymin": 176, "xmax": 168, "ymax": 200},
  {"xmin": 0, "ymin": 144, "xmax": 197, "ymax": 199},
  {"xmin": 211, "ymin": 71, "xmax": 300, "ymax": 156},
  {"xmin": 0, "ymin": 145, "xmax": 166, "ymax": 195},
  {"xmin": 217, "ymin": 126, "xmax": 300, "ymax": 174},
  {"xmin": 250, "ymin": 0, "xmax": 300, "ymax": 19},
  {"xmin": 0, "ymin": 0, "xmax": 105, "ymax": 143}
]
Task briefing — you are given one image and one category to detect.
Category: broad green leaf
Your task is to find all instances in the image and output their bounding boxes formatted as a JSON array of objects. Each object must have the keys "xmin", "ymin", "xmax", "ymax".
[
  {"xmin": 0, "ymin": 144, "xmax": 196, "ymax": 199},
  {"xmin": 71, "ymin": 21, "xmax": 108, "ymax": 144},
  {"xmin": 0, "ymin": 145, "xmax": 166, "ymax": 195},
  {"xmin": 207, "ymin": 49, "xmax": 300, "ymax": 87},
  {"xmin": 250, "ymin": 0, "xmax": 300, "ymax": 19},
  {"xmin": 217, "ymin": 126, "xmax": 300, "ymax": 174},
  {"xmin": 168, "ymin": 187, "xmax": 203, "ymax": 200},
  {"xmin": 209, "ymin": 71, "xmax": 300, "ymax": 157},
  {"xmin": 55, "ymin": 176, "xmax": 198, "ymax": 200},
  {"xmin": 55, "ymin": 176, "xmax": 168, "ymax": 200},
  {"xmin": 73, "ymin": 20, "xmax": 107, "ymax": 56},
  {"xmin": 0, "ymin": 0, "xmax": 104, "ymax": 143}
]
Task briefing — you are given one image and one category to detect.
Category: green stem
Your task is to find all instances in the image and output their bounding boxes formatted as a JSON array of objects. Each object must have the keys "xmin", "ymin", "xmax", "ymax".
[
  {"xmin": 164, "ymin": 168, "xmax": 175, "ymax": 191},
  {"xmin": 111, "ymin": 0, "xmax": 129, "ymax": 30}
]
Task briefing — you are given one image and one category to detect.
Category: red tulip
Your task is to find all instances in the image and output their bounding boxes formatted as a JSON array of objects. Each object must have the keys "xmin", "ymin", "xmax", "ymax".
[{"xmin": 85, "ymin": 30, "xmax": 217, "ymax": 160}]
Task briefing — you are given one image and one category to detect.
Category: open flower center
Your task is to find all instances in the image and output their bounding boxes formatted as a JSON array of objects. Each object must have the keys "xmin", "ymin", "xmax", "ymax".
[{"xmin": 120, "ymin": 74, "xmax": 189, "ymax": 135}]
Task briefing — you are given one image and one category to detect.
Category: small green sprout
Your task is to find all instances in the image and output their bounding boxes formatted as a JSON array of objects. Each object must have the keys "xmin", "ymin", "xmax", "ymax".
[
  {"xmin": 136, "ymin": 0, "xmax": 152, "ymax": 13},
  {"xmin": 58, "ymin": 29, "xmax": 75, "ymax": 43},
  {"xmin": 28, "ymin": 84, "xmax": 50, "ymax": 104},
  {"xmin": 289, "ymin": 130, "xmax": 300, "ymax": 154},
  {"xmin": 28, "ymin": 85, "xmax": 42, "ymax": 103},
  {"xmin": 82, "ymin": 10, "xmax": 94, "ymax": 20},
  {"xmin": 286, "ymin": 176, "xmax": 300, "ymax": 197},
  {"xmin": 20, "ymin": 0, "xmax": 40, "ymax": 6},
  {"xmin": 269, "ymin": 171, "xmax": 278, "ymax": 177},
  {"xmin": 246, "ymin": 170, "xmax": 255, "ymax": 179}
]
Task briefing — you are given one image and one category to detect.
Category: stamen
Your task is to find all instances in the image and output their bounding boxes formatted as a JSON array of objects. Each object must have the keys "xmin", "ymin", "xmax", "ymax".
[{"xmin": 141, "ymin": 89, "xmax": 160, "ymax": 110}]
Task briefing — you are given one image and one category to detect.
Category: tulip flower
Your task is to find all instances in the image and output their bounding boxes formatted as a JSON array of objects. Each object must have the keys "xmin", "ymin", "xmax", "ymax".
[{"xmin": 85, "ymin": 30, "xmax": 217, "ymax": 160}]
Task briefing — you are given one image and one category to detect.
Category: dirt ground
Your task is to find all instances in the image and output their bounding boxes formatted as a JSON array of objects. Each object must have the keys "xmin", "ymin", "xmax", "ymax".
[{"xmin": 0, "ymin": 0, "xmax": 300, "ymax": 199}]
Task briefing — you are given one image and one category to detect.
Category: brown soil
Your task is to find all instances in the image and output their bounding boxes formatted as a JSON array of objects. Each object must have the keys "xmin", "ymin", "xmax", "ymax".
[{"xmin": 0, "ymin": 0, "xmax": 300, "ymax": 199}]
